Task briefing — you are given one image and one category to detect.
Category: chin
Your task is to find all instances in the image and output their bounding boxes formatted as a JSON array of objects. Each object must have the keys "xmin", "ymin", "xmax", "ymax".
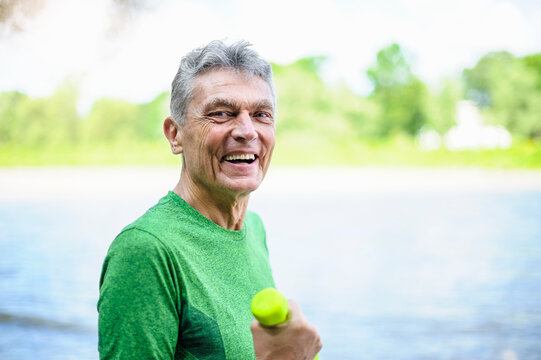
[{"xmin": 222, "ymin": 178, "xmax": 262, "ymax": 195}]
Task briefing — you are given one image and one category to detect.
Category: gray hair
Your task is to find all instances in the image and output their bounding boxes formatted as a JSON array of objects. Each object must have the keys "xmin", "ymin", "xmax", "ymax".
[{"xmin": 170, "ymin": 40, "xmax": 275, "ymax": 125}]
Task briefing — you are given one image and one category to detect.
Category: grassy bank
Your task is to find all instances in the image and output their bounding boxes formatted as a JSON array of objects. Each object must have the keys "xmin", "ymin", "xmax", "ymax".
[
  {"xmin": 1, "ymin": 138, "xmax": 540, "ymax": 168},
  {"xmin": 273, "ymin": 136, "xmax": 541, "ymax": 168},
  {"xmin": 0, "ymin": 142, "xmax": 179, "ymax": 167}
]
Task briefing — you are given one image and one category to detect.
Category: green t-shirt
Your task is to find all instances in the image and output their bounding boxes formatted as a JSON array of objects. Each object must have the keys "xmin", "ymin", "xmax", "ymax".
[{"xmin": 98, "ymin": 191, "xmax": 275, "ymax": 359}]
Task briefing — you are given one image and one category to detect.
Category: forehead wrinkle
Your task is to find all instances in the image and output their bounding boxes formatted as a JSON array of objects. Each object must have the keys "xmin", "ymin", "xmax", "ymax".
[{"xmin": 192, "ymin": 69, "xmax": 275, "ymax": 114}]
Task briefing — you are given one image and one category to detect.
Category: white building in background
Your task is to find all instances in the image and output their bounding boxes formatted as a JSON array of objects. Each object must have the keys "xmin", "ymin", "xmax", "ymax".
[
  {"xmin": 444, "ymin": 101, "xmax": 512, "ymax": 151},
  {"xmin": 417, "ymin": 128, "xmax": 442, "ymax": 151},
  {"xmin": 417, "ymin": 100, "xmax": 512, "ymax": 151}
]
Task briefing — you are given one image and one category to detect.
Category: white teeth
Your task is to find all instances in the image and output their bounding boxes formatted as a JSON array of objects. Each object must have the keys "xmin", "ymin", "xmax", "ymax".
[{"xmin": 224, "ymin": 154, "xmax": 256, "ymax": 161}]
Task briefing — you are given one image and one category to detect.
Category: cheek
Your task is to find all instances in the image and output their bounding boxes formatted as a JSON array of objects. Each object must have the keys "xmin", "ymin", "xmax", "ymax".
[
  {"xmin": 182, "ymin": 126, "xmax": 215, "ymax": 168},
  {"xmin": 260, "ymin": 126, "xmax": 276, "ymax": 152},
  {"xmin": 201, "ymin": 132, "xmax": 225, "ymax": 159},
  {"xmin": 194, "ymin": 123, "xmax": 219, "ymax": 157}
]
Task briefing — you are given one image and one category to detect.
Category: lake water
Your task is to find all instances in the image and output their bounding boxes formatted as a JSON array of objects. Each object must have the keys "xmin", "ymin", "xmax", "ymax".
[{"xmin": 1, "ymin": 167, "xmax": 540, "ymax": 359}]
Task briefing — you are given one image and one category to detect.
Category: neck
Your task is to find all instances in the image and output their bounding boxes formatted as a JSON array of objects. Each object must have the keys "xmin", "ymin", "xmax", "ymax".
[{"xmin": 173, "ymin": 170, "xmax": 250, "ymax": 231}]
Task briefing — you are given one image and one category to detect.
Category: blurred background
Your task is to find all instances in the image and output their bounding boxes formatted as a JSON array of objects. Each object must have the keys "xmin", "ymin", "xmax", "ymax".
[{"xmin": 1, "ymin": 0, "xmax": 540, "ymax": 359}]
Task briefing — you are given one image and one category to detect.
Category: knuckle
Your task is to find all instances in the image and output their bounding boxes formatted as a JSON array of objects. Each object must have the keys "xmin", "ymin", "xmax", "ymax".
[
  {"xmin": 315, "ymin": 334, "xmax": 323, "ymax": 347},
  {"xmin": 287, "ymin": 300, "xmax": 301, "ymax": 314},
  {"xmin": 291, "ymin": 319, "xmax": 308, "ymax": 332},
  {"xmin": 303, "ymin": 323, "xmax": 318, "ymax": 337}
]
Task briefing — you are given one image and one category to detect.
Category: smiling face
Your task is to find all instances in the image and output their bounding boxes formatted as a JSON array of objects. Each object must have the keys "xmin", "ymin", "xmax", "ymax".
[{"xmin": 176, "ymin": 68, "xmax": 276, "ymax": 200}]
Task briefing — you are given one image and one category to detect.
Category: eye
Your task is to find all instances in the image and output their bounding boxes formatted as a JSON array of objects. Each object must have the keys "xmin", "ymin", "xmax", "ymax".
[
  {"xmin": 207, "ymin": 111, "xmax": 233, "ymax": 122},
  {"xmin": 254, "ymin": 111, "xmax": 274, "ymax": 123}
]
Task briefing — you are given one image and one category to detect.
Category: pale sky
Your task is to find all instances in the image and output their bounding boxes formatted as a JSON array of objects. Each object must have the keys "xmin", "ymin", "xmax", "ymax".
[{"xmin": 1, "ymin": 0, "xmax": 540, "ymax": 113}]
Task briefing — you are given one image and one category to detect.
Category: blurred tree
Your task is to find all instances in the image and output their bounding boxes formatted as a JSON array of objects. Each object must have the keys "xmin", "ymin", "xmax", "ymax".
[
  {"xmin": 0, "ymin": 91, "xmax": 27, "ymax": 143},
  {"xmin": 522, "ymin": 53, "xmax": 541, "ymax": 91},
  {"xmin": 367, "ymin": 44, "xmax": 430, "ymax": 137},
  {"xmin": 83, "ymin": 92, "xmax": 168, "ymax": 143},
  {"xmin": 333, "ymin": 86, "xmax": 380, "ymax": 139},
  {"xmin": 272, "ymin": 57, "xmax": 330, "ymax": 134},
  {"xmin": 47, "ymin": 81, "xmax": 81, "ymax": 144},
  {"xmin": 463, "ymin": 51, "xmax": 513, "ymax": 108},
  {"xmin": 272, "ymin": 57, "xmax": 373, "ymax": 143},
  {"xmin": 367, "ymin": 44, "xmax": 412, "ymax": 89},
  {"xmin": 426, "ymin": 79, "xmax": 461, "ymax": 135},
  {"xmin": 464, "ymin": 51, "xmax": 541, "ymax": 139},
  {"xmin": 83, "ymin": 98, "xmax": 141, "ymax": 143},
  {"xmin": 139, "ymin": 91, "xmax": 169, "ymax": 141},
  {"xmin": 0, "ymin": 81, "xmax": 80, "ymax": 146}
]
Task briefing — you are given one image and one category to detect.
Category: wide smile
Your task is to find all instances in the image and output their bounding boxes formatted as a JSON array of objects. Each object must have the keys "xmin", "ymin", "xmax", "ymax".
[{"xmin": 221, "ymin": 153, "xmax": 259, "ymax": 165}]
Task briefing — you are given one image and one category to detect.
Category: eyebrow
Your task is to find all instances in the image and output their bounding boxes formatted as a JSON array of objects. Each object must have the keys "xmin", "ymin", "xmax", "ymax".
[
  {"xmin": 202, "ymin": 98, "xmax": 236, "ymax": 112},
  {"xmin": 253, "ymin": 99, "xmax": 274, "ymax": 111},
  {"xmin": 202, "ymin": 98, "xmax": 274, "ymax": 113}
]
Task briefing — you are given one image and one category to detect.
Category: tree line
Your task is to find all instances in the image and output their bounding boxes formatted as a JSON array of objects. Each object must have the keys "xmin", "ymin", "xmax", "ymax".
[{"xmin": 1, "ymin": 44, "xmax": 540, "ymax": 151}]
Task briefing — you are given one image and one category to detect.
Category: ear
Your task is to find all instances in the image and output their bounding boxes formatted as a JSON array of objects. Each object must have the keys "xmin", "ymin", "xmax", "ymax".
[{"xmin": 163, "ymin": 117, "xmax": 183, "ymax": 155}]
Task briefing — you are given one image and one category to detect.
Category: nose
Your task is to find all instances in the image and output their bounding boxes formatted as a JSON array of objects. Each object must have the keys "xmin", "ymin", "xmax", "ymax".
[{"xmin": 231, "ymin": 111, "xmax": 258, "ymax": 142}]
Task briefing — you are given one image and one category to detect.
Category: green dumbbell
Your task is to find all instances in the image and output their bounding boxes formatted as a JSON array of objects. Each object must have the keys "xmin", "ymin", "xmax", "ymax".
[{"xmin": 251, "ymin": 288, "xmax": 319, "ymax": 360}]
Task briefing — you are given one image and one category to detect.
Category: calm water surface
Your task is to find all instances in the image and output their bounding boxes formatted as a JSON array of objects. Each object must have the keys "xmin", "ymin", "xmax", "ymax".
[{"xmin": 1, "ymin": 168, "xmax": 540, "ymax": 359}]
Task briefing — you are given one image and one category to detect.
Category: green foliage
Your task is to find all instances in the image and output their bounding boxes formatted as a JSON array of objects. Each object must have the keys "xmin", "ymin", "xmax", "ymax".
[
  {"xmin": 272, "ymin": 58, "xmax": 332, "ymax": 134},
  {"xmin": 272, "ymin": 56, "xmax": 383, "ymax": 158},
  {"xmin": 47, "ymin": 81, "xmax": 81, "ymax": 144},
  {"xmin": 0, "ymin": 81, "xmax": 80, "ymax": 146},
  {"xmin": 522, "ymin": 53, "xmax": 541, "ymax": 91},
  {"xmin": 140, "ymin": 92, "xmax": 170, "ymax": 141},
  {"xmin": 272, "ymin": 58, "xmax": 368, "ymax": 146},
  {"xmin": 0, "ymin": 91, "xmax": 28, "ymax": 143},
  {"xmin": 367, "ymin": 43, "xmax": 430, "ymax": 136},
  {"xmin": 84, "ymin": 98, "xmax": 141, "ymax": 142},
  {"xmin": 426, "ymin": 79, "xmax": 462, "ymax": 134},
  {"xmin": 367, "ymin": 44, "xmax": 413, "ymax": 89},
  {"xmin": 82, "ymin": 91, "xmax": 169, "ymax": 143},
  {"xmin": 464, "ymin": 51, "xmax": 541, "ymax": 138},
  {"xmin": 1, "ymin": 46, "xmax": 541, "ymax": 167}
]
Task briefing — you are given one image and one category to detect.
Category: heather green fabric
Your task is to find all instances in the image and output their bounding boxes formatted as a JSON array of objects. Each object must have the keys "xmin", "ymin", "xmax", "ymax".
[{"xmin": 98, "ymin": 191, "xmax": 275, "ymax": 359}]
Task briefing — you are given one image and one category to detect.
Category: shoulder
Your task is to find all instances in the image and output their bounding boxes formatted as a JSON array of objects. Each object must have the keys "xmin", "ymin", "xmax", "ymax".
[
  {"xmin": 245, "ymin": 210, "xmax": 265, "ymax": 232},
  {"xmin": 113, "ymin": 192, "xmax": 187, "ymax": 247},
  {"xmin": 103, "ymin": 227, "xmax": 174, "ymax": 276},
  {"xmin": 244, "ymin": 210, "xmax": 268, "ymax": 248},
  {"xmin": 110, "ymin": 227, "xmax": 165, "ymax": 255},
  {"xmin": 245, "ymin": 209, "xmax": 264, "ymax": 225},
  {"xmin": 100, "ymin": 227, "xmax": 179, "ymax": 291},
  {"xmin": 123, "ymin": 194, "xmax": 179, "ymax": 232},
  {"xmin": 104, "ymin": 194, "xmax": 184, "ymax": 266}
]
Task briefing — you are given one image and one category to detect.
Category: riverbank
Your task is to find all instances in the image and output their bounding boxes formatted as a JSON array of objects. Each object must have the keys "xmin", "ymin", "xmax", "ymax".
[
  {"xmin": 1, "ymin": 166, "xmax": 541, "ymax": 202},
  {"xmin": 1, "ymin": 138, "xmax": 540, "ymax": 168}
]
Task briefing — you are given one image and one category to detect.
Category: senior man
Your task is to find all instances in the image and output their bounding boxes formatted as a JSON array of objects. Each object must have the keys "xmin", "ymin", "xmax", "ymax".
[{"xmin": 98, "ymin": 40, "xmax": 322, "ymax": 359}]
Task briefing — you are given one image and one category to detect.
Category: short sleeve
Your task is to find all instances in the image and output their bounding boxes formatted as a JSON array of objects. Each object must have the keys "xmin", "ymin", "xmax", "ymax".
[{"xmin": 98, "ymin": 228, "xmax": 181, "ymax": 359}]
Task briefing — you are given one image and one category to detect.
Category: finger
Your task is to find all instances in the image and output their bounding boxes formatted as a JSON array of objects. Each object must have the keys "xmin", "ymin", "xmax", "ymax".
[
  {"xmin": 252, "ymin": 315, "xmax": 287, "ymax": 335},
  {"xmin": 250, "ymin": 318, "xmax": 260, "ymax": 332},
  {"xmin": 286, "ymin": 300, "xmax": 307, "ymax": 323}
]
